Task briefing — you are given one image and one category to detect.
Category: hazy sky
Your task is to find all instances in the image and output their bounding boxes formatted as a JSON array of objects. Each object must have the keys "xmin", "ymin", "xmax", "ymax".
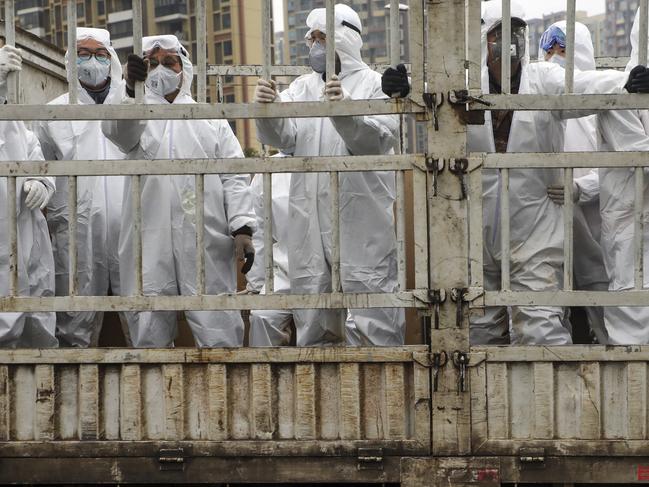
[{"xmin": 272, "ymin": 0, "xmax": 607, "ymax": 31}]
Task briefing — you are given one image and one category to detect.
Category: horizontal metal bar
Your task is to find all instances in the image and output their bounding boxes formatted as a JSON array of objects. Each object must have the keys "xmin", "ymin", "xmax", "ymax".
[
  {"xmin": 471, "ymin": 94, "xmax": 649, "ymax": 111},
  {"xmin": 481, "ymin": 152, "xmax": 649, "ymax": 168},
  {"xmin": 595, "ymin": 56, "xmax": 630, "ymax": 70},
  {"xmin": 206, "ymin": 63, "xmax": 410, "ymax": 77},
  {"xmin": 0, "ymin": 291, "xmax": 426, "ymax": 312},
  {"xmin": 483, "ymin": 290, "xmax": 649, "ymax": 307},
  {"xmin": 473, "ymin": 345, "xmax": 649, "ymax": 362},
  {"xmin": 0, "ymin": 154, "xmax": 423, "ymax": 176},
  {"xmin": 0, "ymin": 100, "xmax": 424, "ymax": 121},
  {"xmin": 0, "ymin": 345, "xmax": 428, "ymax": 364}
]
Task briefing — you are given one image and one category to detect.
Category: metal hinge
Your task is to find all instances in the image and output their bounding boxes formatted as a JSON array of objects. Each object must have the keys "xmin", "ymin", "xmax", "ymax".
[
  {"xmin": 519, "ymin": 447, "xmax": 545, "ymax": 468},
  {"xmin": 158, "ymin": 448, "xmax": 185, "ymax": 471},
  {"xmin": 357, "ymin": 447, "xmax": 384, "ymax": 471}
]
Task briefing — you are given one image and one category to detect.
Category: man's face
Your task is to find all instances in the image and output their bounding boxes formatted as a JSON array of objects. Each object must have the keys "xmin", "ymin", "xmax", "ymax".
[
  {"xmin": 306, "ymin": 29, "xmax": 326, "ymax": 47},
  {"xmin": 486, "ymin": 23, "xmax": 525, "ymax": 89},
  {"xmin": 77, "ymin": 37, "xmax": 111, "ymax": 64},
  {"xmin": 145, "ymin": 47, "xmax": 182, "ymax": 74}
]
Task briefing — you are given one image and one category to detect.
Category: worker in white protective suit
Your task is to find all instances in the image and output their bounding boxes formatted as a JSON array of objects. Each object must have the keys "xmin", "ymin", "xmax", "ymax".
[
  {"xmin": 382, "ymin": 1, "xmax": 643, "ymax": 344},
  {"xmin": 254, "ymin": 4, "xmax": 405, "ymax": 347},
  {"xmin": 246, "ymin": 167, "xmax": 294, "ymax": 347},
  {"xmin": 540, "ymin": 22, "xmax": 610, "ymax": 344},
  {"xmin": 102, "ymin": 35, "xmax": 256, "ymax": 348},
  {"xmin": 585, "ymin": 7, "xmax": 649, "ymax": 344},
  {"xmin": 34, "ymin": 28, "xmax": 127, "ymax": 347},
  {"xmin": 0, "ymin": 44, "xmax": 58, "ymax": 347}
]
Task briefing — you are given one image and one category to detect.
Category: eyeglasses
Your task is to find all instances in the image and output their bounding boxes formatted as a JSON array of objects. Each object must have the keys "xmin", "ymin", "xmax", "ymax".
[{"xmin": 77, "ymin": 49, "xmax": 111, "ymax": 64}]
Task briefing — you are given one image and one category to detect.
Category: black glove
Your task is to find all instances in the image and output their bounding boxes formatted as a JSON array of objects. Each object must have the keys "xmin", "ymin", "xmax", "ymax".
[
  {"xmin": 625, "ymin": 65, "xmax": 649, "ymax": 93},
  {"xmin": 233, "ymin": 226, "xmax": 255, "ymax": 274},
  {"xmin": 381, "ymin": 63, "xmax": 410, "ymax": 98},
  {"xmin": 125, "ymin": 54, "xmax": 147, "ymax": 94}
]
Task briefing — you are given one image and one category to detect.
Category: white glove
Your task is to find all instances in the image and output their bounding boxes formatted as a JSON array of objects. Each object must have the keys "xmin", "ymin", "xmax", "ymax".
[
  {"xmin": 0, "ymin": 45, "xmax": 22, "ymax": 81},
  {"xmin": 23, "ymin": 180, "xmax": 51, "ymax": 210},
  {"xmin": 323, "ymin": 75, "xmax": 347, "ymax": 102},
  {"xmin": 254, "ymin": 79, "xmax": 277, "ymax": 103}
]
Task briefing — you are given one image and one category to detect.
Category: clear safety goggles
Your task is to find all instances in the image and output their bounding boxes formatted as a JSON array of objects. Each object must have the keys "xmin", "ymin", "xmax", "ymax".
[
  {"xmin": 142, "ymin": 35, "xmax": 185, "ymax": 56},
  {"xmin": 76, "ymin": 48, "xmax": 111, "ymax": 64}
]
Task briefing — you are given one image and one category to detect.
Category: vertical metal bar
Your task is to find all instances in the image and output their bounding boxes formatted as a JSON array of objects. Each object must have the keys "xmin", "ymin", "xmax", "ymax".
[
  {"xmin": 217, "ymin": 75, "xmax": 224, "ymax": 103},
  {"xmin": 635, "ymin": 167, "xmax": 645, "ymax": 289},
  {"xmin": 500, "ymin": 169, "xmax": 510, "ymax": 290},
  {"xmin": 261, "ymin": 0, "xmax": 272, "ymax": 81},
  {"xmin": 132, "ymin": 175, "xmax": 143, "ymax": 295},
  {"xmin": 263, "ymin": 172, "xmax": 274, "ymax": 293},
  {"xmin": 500, "ymin": 0, "xmax": 511, "ymax": 94},
  {"xmin": 640, "ymin": 0, "xmax": 649, "ymax": 66},
  {"xmin": 563, "ymin": 168, "xmax": 574, "ymax": 290},
  {"xmin": 396, "ymin": 170, "xmax": 407, "ymax": 290},
  {"xmin": 467, "ymin": 0, "xmax": 482, "ymax": 91},
  {"xmin": 389, "ymin": 0, "xmax": 400, "ymax": 68},
  {"xmin": 330, "ymin": 172, "xmax": 341, "ymax": 292},
  {"xmin": 468, "ymin": 158, "xmax": 484, "ymax": 290},
  {"xmin": 195, "ymin": 174, "xmax": 205, "ymax": 295},
  {"xmin": 68, "ymin": 176, "xmax": 78, "ymax": 295},
  {"xmin": 4, "ymin": 0, "xmax": 17, "ymax": 104},
  {"xmin": 132, "ymin": 0, "xmax": 144, "ymax": 102},
  {"xmin": 196, "ymin": 0, "xmax": 207, "ymax": 103},
  {"xmin": 7, "ymin": 178, "xmax": 17, "ymax": 296},
  {"xmin": 408, "ymin": 0, "xmax": 424, "ymax": 100},
  {"xmin": 325, "ymin": 0, "xmax": 336, "ymax": 84},
  {"xmin": 413, "ymin": 167, "xmax": 428, "ymax": 290},
  {"xmin": 565, "ymin": 0, "xmax": 576, "ymax": 93},
  {"xmin": 67, "ymin": 0, "xmax": 78, "ymax": 105}
]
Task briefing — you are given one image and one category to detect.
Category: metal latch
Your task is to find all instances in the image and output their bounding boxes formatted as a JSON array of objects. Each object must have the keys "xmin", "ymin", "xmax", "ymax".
[
  {"xmin": 357, "ymin": 448, "xmax": 383, "ymax": 471},
  {"xmin": 448, "ymin": 89, "xmax": 488, "ymax": 125},
  {"xmin": 159, "ymin": 448, "xmax": 185, "ymax": 471},
  {"xmin": 519, "ymin": 447, "xmax": 545, "ymax": 467}
]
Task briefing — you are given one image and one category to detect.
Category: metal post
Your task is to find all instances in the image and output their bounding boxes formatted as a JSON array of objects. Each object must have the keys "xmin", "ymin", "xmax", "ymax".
[
  {"xmin": 68, "ymin": 176, "xmax": 78, "ymax": 295},
  {"xmin": 330, "ymin": 171, "xmax": 341, "ymax": 292},
  {"xmin": 500, "ymin": 169, "xmax": 510, "ymax": 290},
  {"xmin": 635, "ymin": 167, "xmax": 645, "ymax": 289},
  {"xmin": 4, "ymin": 0, "xmax": 17, "ymax": 104},
  {"xmin": 408, "ymin": 0, "xmax": 424, "ymax": 101},
  {"xmin": 7, "ymin": 177, "xmax": 17, "ymax": 296},
  {"xmin": 195, "ymin": 174, "xmax": 205, "ymax": 294},
  {"xmin": 565, "ymin": 0, "xmax": 576, "ymax": 93},
  {"xmin": 261, "ymin": 0, "xmax": 272, "ymax": 81},
  {"xmin": 325, "ymin": 0, "xmax": 336, "ymax": 84},
  {"xmin": 263, "ymin": 172, "xmax": 274, "ymax": 293},
  {"xmin": 132, "ymin": 0, "xmax": 144, "ymax": 102},
  {"xmin": 640, "ymin": 0, "xmax": 648, "ymax": 66},
  {"xmin": 563, "ymin": 168, "xmax": 574, "ymax": 290},
  {"xmin": 500, "ymin": 0, "xmax": 511, "ymax": 94},
  {"xmin": 67, "ymin": 0, "xmax": 78, "ymax": 104},
  {"xmin": 197, "ymin": 0, "xmax": 207, "ymax": 103},
  {"xmin": 467, "ymin": 0, "xmax": 482, "ymax": 92},
  {"xmin": 389, "ymin": 0, "xmax": 400, "ymax": 68}
]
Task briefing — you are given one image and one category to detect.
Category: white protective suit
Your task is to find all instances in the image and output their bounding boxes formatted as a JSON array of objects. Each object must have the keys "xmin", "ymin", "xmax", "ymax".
[
  {"xmin": 256, "ymin": 4, "xmax": 405, "ymax": 347},
  {"xmin": 247, "ymin": 171, "xmax": 294, "ymax": 347},
  {"xmin": 0, "ymin": 127, "xmax": 57, "ymax": 347},
  {"xmin": 34, "ymin": 28, "xmax": 127, "ymax": 347},
  {"xmin": 540, "ymin": 21, "xmax": 609, "ymax": 344},
  {"xmin": 590, "ymin": 8, "xmax": 649, "ymax": 344},
  {"xmin": 102, "ymin": 35, "xmax": 255, "ymax": 348},
  {"xmin": 468, "ymin": 1, "xmax": 629, "ymax": 345}
]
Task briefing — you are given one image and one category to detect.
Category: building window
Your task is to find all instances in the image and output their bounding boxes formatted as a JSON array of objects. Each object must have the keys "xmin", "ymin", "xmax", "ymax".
[
  {"xmin": 109, "ymin": 19, "xmax": 134, "ymax": 38},
  {"xmin": 222, "ymin": 12, "xmax": 231, "ymax": 28},
  {"xmin": 223, "ymin": 40, "xmax": 232, "ymax": 56}
]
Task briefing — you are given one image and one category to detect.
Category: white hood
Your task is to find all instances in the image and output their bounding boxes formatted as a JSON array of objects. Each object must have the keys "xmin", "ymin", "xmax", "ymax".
[
  {"xmin": 538, "ymin": 21, "xmax": 596, "ymax": 71},
  {"xmin": 65, "ymin": 27, "xmax": 124, "ymax": 105},
  {"xmin": 305, "ymin": 4, "xmax": 367, "ymax": 77}
]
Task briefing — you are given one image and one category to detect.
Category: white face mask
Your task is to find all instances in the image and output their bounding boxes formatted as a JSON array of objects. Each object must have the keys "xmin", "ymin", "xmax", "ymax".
[
  {"xmin": 146, "ymin": 66, "xmax": 182, "ymax": 96},
  {"xmin": 77, "ymin": 57, "xmax": 110, "ymax": 88},
  {"xmin": 549, "ymin": 54, "xmax": 566, "ymax": 67}
]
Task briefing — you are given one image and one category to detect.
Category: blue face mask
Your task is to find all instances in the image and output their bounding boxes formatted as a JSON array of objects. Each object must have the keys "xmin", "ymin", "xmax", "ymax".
[{"xmin": 309, "ymin": 41, "xmax": 326, "ymax": 74}]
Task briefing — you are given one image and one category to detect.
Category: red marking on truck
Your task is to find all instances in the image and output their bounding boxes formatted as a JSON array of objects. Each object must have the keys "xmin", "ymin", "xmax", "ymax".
[{"xmin": 638, "ymin": 465, "xmax": 649, "ymax": 481}]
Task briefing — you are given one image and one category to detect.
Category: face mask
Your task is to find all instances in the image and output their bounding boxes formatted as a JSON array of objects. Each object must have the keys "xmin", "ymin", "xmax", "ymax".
[
  {"xmin": 77, "ymin": 57, "xmax": 110, "ymax": 88},
  {"xmin": 309, "ymin": 41, "xmax": 326, "ymax": 74},
  {"xmin": 146, "ymin": 65, "xmax": 182, "ymax": 96},
  {"xmin": 549, "ymin": 54, "xmax": 566, "ymax": 67}
]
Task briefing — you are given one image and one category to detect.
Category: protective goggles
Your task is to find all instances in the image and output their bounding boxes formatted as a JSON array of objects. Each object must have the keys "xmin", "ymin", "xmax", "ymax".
[
  {"xmin": 76, "ymin": 49, "xmax": 111, "ymax": 64},
  {"xmin": 487, "ymin": 24, "xmax": 527, "ymax": 62}
]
